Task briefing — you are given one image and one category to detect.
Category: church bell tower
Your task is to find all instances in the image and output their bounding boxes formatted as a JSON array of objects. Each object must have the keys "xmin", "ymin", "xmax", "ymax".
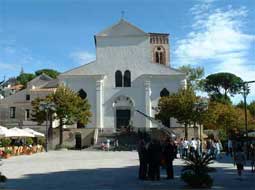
[{"xmin": 149, "ymin": 33, "xmax": 170, "ymax": 66}]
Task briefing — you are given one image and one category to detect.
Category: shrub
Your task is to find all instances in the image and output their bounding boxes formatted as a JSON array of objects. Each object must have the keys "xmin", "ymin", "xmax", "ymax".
[
  {"xmin": 26, "ymin": 137, "xmax": 34, "ymax": 146},
  {"xmin": 3, "ymin": 148, "xmax": 12, "ymax": 155},
  {"xmin": 181, "ymin": 171, "xmax": 213, "ymax": 188},
  {"xmin": 181, "ymin": 152, "xmax": 215, "ymax": 188},
  {"xmin": 38, "ymin": 138, "xmax": 45, "ymax": 146},
  {"xmin": 1, "ymin": 138, "xmax": 11, "ymax": 147}
]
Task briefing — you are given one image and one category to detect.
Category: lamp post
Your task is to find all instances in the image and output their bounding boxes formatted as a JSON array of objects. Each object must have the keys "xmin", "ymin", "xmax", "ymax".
[
  {"xmin": 241, "ymin": 80, "xmax": 255, "ymax": 138},
  {"xmin": 241, "ymin": 80, "xmax": 255, "ymax": 158},
  {"xmin": 39, "ymin": 102, "xmax": 56, "ymax": 152}
]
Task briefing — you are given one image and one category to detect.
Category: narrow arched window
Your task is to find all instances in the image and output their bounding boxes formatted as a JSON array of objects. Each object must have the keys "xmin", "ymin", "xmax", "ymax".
[
  {"xmin": 154, "ymin": 46, "xmax": 166, "ymax": 65},
  {"xmin": 155, "ymin": 52, "xmax": 160, "ymax": 63},
  {"xmin": 78, "ymin": 89, "xmax": 87, "ymax": 99},
  {"xmin": 124, "ymin": 70, "xmax": 131, "ymax": 87},
  {"xmin": 115, "ymin": 70, "xmax": 122, "ymax": 87},
  {"xmin": 160, "ymin": 88, "xmax": 169, "ymax": 97}
]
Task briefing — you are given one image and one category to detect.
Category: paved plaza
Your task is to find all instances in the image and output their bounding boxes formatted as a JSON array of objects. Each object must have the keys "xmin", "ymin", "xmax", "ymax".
[{"xmin": 1, "ymin": 150, "xmax": 255, "ymax": 190}]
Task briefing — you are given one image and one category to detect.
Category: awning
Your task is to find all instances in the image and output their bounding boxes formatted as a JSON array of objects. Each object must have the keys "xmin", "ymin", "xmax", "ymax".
[
  {"xmin": 6, "ymin": 127, "xmax": 35, "ymax": 138},
  {"xmin": 23, "ymin": 128, "xmax": 45, "ymax": 137}
]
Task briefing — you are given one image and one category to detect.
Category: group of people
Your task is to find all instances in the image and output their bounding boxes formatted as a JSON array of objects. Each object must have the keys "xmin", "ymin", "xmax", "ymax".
[
  {"xmin": 230, "ymin": 141, "xmax": 255, "ymax": 176},
  {"xmin": 137, "ymin": 138, "xmax": 177, "ymax": 180}
]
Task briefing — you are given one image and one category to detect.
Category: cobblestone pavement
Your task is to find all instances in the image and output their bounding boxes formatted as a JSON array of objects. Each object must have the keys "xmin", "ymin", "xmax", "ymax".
[{"xmin": 1, "ymin": 150, "xmax": 255, "ymax": 190}]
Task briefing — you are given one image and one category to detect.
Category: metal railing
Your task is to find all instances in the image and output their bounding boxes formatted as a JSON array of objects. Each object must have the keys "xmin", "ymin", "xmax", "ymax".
[{"xmin": 135, "ymin": 109, "xmax": 176, "ymax": 138}]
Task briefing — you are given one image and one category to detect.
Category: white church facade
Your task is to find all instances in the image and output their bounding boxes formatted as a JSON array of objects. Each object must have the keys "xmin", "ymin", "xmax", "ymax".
[{"xmin": 59, "ymin": 19, "xmax": 186, "ymax": 135}]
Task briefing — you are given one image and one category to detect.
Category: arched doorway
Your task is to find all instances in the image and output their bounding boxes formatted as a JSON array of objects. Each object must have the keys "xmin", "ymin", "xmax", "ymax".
[{"xmin": 112, "ymin": 96, "xmax": 135, "ymax": 131}]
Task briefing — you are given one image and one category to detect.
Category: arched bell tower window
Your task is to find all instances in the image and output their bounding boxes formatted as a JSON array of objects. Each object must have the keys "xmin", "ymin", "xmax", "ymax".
[
  {"xmin": 154, "ymin": 46, "xmax": 166, "ymax": 65},
  {"xmin": 115, "ymin": 70, "xmax": 123, "ymax": 87},
  {"xmin": 124, "ymin": 70, "xmax": 131, "ymax": 87},
  {"xmin": 160, "ymin": 88, "xmax": 169, "ymax": 97},
  {"xmin": 78, "ymin": 89, "xmax": 87, "ymax": 99}
]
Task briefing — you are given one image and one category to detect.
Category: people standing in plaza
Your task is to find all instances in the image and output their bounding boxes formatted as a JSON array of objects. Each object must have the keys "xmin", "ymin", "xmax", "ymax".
[
  {"xmin": 147, "ymin": 139, "xmax": 162, "ymax": 180},
  {"xmin": 182, "ymin": 138, "xmax": 189, "ymax": 158},
  {"xmin": 227, "ymin": 138, "xmax": 233, "ymax": 157},
  {"xmin": 137, "ymin": 139, "xmax": 148, "ymax": 180},
  {"xmin": 179, "ymin": 138, "xmax": 184, "ymax": 158},
  {"xmin": 190, "ymin": 138, "xmax": 197, "ymax": 156},
  {"xmin": 249, "ymin": 143, "xmax": 255, "ymax": 173},
  {"xmin": 234, "ymin": 146, "xmax": 246, "ymax": 177},
  {"xmin": 106, "ymin": 139, "xmax": 110, "ymax": 151},
  {"xmin": 163, "ymin": 138, "xmax": 175, "ymax": 179},
  {"xmin": 215, "ymin": 139, "xmax": 222, "ymax": 159},
  {"xmin": 196, "ymin": 138, "xmax": 201, "ymax": 156},
  {"xmin": 206, "ymin": 139, "xmax": 212, "ymax": 155}
]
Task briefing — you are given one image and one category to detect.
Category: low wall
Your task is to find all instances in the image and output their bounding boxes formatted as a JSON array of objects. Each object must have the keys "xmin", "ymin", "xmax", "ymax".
[{"xmin": 49, "ymin": 128, "xmax": 95, "ymax": 149}]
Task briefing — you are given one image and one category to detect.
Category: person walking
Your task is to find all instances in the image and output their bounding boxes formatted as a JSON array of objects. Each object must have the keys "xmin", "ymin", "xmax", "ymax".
[
  {"xmin": 183, "ymin": 138, "xmax": 189, "ymax": 158},
  {"xmin": 234, "ymin": 146, "xmax": 246, "ymax": 177},
  {"xmin": 215, "ymin": 139, "xmax": 222, "ymax": 159},
  {"xmin": 227, "ymin": 138, "xmax": 233, "ymax": 157},
  {"xmin": 250, "ymin": 143, "xmax": 255, "ymax": 173},
  {"xmin": 190, "ymin": 138, "xmax": 197, "ymax": 156},
  {"xmin": 196, "ymin": 138, "xmax": 201, "ymax": 156},
  {"xmin": 137, "ymin": 139, "xmax": 148, "ymax": 180},
  {"xmin": 163, "ymin": 138, "xmax": 176, "ymax": 179},
  {"xmin": 179, "ymin": 138, "xmax": 184, "ymax": 158}
]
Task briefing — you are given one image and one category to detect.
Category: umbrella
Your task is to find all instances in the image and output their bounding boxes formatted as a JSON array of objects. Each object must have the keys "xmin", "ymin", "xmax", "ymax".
[
  {"xmin": 23, "ymin": 128, "xmax": 45, "ymax": 137},
  {"xmin": 0, "ymin": 126, "xmax": 18, "ymax": 138},
  {"xmin": 6, "ymin": 127, "xmax": 35, "ymax": 137}
]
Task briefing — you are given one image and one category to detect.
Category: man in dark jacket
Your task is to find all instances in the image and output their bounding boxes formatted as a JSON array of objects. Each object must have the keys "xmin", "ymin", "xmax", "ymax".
[
  {"xmin": 163, "ymin": 138, "xmax": 175, "ymax": 179},
  {"xmin": 137, "ymin": 139, "xmax": 148, "ymax": 180},
  {"xmin": 147, "ymin": 139, "xmax": 162, "ymax": 180}
]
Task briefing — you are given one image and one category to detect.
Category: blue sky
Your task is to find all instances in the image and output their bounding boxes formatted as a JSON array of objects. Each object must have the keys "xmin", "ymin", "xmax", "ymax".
[{"xmin": 0, "ymin": 0, "xmax": 254, "ymax": 103}]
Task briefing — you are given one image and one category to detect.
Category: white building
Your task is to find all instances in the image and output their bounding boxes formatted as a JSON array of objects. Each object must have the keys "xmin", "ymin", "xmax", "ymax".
[{"xmin": 59, "ymin": 19, "xmax": 186, "ymax": 136}]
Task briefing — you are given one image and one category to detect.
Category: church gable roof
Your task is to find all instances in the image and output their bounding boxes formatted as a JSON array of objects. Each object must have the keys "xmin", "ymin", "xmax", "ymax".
[
  {"xmin": 59, "ymin": 61, "xmax": 104, "ymax": 76},
  {"xmin": 96, "ymin": 19, "xmax": 147, "ymax": 37}
]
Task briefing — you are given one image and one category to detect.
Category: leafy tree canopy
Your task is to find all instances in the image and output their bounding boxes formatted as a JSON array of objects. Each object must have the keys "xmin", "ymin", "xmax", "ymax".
[
  {"xmin": 203, "ymin": 72, "xmax": 243, "ymax": 100},
  {"xmin": 248, "ymin": 101, "xmax": 255, "ymax": 117},
  {"xmin": 35, "ymin": 69, "xmax": 60, "ymax": 79},
  {"xmin": 179, "ymin": 65, "xmax": 204, "ymax": 90},
  {"xmin": 32, "ymin": 85, "xmax": 92, "ymax": 145},
  {"xmin": 203, "ymin": 101, "xmax": 254, "ymax": 132},
  {"xmin": 156, "ymin": 88, "xmax": 200, "ymax": 138},
  {"xmin": 16, "ymin": 73, "xmax": 36, "ymax": 87}
]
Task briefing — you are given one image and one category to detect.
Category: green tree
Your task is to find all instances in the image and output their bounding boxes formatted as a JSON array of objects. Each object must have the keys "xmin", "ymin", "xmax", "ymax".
[
  {"xmin": 248, "ymin": 101, "xmax": 255, "ymax": 117},
  {"xmin": 35, "ymin": 69, "xmax": 60, "ymax": 79},
  {"xmin": 236, "ymin": 100, "xmax": 245, "ymax": 109},
  {"xmin": 156, "ymin": 88, "xmax": 199, "ymax": 138},
  {"xmin": 16, "ymin": 73, "xmax": 35, "ymax": 87},
  {"xmin": 203, "ymin": 101, "xmax": 255, "ymax": 134},
  {"xmin": 32, "ymin": 85, "xmax": 92, "ymax": 146},
  {"xmin": 203, "ymin": 73, "xmax": 243, "ymax": 103},
  {"xmin": 179, "ymin": 65, "xmax": 204, "ymax": 90}
]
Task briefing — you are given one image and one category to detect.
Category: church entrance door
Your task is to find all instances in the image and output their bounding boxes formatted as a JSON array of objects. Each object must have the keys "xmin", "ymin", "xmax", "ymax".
[{"xmin": 116, "ymin": 109, "xmax": 131, "ymax": 129}]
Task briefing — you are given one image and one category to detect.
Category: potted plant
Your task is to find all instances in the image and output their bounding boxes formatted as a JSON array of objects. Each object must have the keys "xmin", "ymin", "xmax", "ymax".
[
  {"xmin": 181, "ymin": 152, "xmax": 215, "ymax": 188},
  {"xmin": 2, "ymin": 148, "xmax": 12, "ymax": 159},
  {"xmin": 1, "ymin": 138, "xmax": 11, "ymax": 147}
]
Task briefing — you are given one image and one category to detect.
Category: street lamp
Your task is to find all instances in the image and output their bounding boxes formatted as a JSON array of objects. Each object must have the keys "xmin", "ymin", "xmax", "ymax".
[
  {"xmin": 241, "ymin": 80, "xmax": 255, "ymax": 138},
  {"xmin": 39, "ymin": 102, "xmax": 56, "ymax": 152}
]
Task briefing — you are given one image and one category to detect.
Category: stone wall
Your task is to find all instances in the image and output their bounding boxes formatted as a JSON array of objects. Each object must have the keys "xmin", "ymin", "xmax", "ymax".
[{"xmin": 49, "ymin": 128, "xmax": 95, "ymax": 149}]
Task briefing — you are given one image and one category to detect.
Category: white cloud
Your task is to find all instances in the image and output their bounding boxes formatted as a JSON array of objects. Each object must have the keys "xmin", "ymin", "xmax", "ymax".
[
  {"xmin": 174, "ymin": 1, "xmax": 255, "ymax": 103},
  {"xmin": 70, "ymin": 51, "xmax": 95, "ymax": 65}
]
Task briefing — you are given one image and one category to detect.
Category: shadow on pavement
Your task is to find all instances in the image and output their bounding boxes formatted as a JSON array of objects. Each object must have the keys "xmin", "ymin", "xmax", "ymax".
[{"xmin": 5, "ymin": 165, "xmax": 185, "ymax": 190}]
